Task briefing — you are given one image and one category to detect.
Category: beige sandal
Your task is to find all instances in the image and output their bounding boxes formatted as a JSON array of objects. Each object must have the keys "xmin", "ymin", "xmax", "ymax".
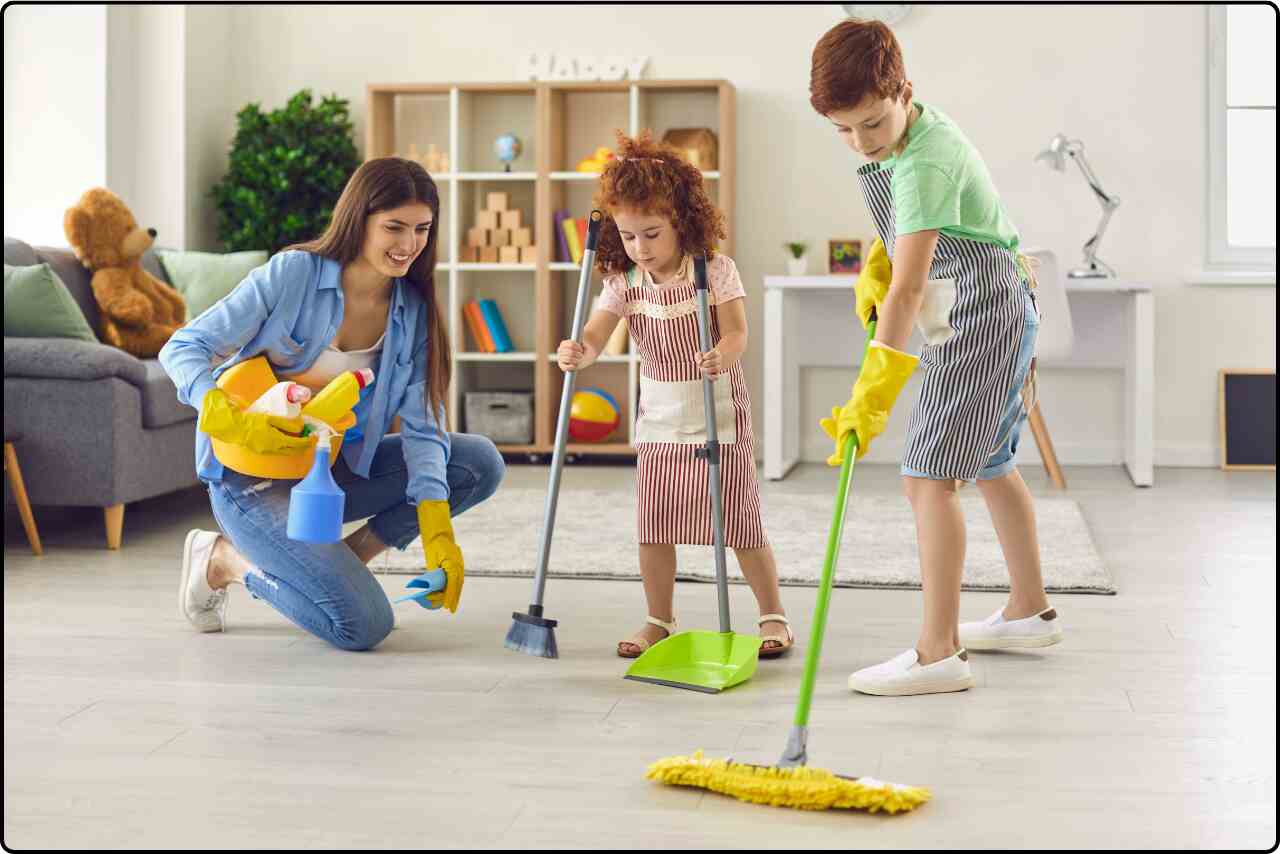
[
  {"xmin": 617, "ymin": 616, "xmax": 677, "ymax": 659},
  {"xmin": 757, "ymin": 613, "xmax": 794, "ymax": 658}
]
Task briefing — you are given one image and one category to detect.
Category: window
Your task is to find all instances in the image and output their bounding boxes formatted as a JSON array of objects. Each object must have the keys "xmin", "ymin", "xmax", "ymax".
[{"xmin": 1207, "ymin": 4, "xmax": 1277, "ymax": 272}]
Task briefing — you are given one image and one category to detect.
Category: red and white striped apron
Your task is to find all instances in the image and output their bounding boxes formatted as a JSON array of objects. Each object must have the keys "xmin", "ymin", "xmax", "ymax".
[{"xmin": 622, "ymin": 265, "xmax": 767, "ymax": 548}]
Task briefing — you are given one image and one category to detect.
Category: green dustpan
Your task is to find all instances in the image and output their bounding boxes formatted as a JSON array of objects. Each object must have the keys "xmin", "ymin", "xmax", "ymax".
[
  {"xmin": 624, "ymin": 255, "xmax": 760, "ymax": 694},
  {"xmin": 625, "ymin": 630, "xmax": 760, "ymax": 693}
]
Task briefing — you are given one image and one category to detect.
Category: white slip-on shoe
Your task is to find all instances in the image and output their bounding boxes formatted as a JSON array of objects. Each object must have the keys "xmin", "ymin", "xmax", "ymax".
[
  {"xmin": 848, "ymin": 648, "xmax": 976, "ymax": 696},
  {"xmin": 179, "ymin": 529, "xmax": 228, "ymax": 633},
  {"xmin": 960, "ymin": 606, "xmax": 1063, "ymax": 650}
]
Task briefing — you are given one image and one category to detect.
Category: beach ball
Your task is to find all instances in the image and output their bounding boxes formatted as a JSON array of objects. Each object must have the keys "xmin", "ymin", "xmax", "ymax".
[{"xmin": 569, "ymin": 387, "xmax": 620, "ymax": 442}]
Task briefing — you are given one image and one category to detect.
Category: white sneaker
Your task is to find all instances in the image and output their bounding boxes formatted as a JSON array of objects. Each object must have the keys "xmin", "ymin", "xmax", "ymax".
[
  {"xmin": 848, "ymin": 648, "xmax": 976, "ymax": 696},
  {"xmin": 179, "ymin": 529, "xmax": 228, "ymax": 633},
  {"xmin": 960, "ymin": 606, "xmax": 1063, "ymax": 650}
]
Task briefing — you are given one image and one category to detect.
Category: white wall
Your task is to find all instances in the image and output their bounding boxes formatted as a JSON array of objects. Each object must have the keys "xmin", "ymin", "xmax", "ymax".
[
  {"xmin": 3, "ymin": 4, "xmax": 107, "ymax": 247},
  {"xmin": 184, "ymin": 5, "xmax": 235, "ymax": 252},
  {"xmin": 9, "ymin": 4, "xmax": 1273, "ymax": 467}
]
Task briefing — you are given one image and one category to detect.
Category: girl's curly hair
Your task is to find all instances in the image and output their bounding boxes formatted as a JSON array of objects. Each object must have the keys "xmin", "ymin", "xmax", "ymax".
[{"xmin": 592, "ymin": 130, "xmax": 726, "ymax": 276}]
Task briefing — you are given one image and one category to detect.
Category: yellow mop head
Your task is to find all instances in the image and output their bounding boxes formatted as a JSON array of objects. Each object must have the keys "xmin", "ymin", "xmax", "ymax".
[{"xmin": 646, "ymin": 750, "xmax": 930, "ymax": 813}]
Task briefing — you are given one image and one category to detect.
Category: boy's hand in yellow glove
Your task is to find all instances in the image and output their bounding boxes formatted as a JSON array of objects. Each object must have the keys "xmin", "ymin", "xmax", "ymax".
[
  {"xmin": 818, "ymin": 341, "xmax": 919, "ymax": 464},
  {"xmin": 198, "ymin": 388, "xmax": 312, "ymax": 455},
  {"xmin": 855, "ymin": 237, "xmax": 892, "ymax": 330},
  {"xmin": 416, "ymin": 500, "xmax": 464, "ymax": 613}
]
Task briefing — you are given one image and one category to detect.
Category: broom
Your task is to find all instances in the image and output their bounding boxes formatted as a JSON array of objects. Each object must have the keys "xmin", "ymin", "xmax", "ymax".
[
  {"xmin": 505, "ymin": 210, "xmax": 604, "ymax": 658},
  {"xmin": 645, "ymin": 310, "xmax": 931, "ymax": 813}
]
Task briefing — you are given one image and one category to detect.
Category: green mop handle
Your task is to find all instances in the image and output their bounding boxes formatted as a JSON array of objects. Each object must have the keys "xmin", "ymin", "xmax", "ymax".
[{"xmin": 792, "ymin": 312, "xmax": 877, "ymax": 729}]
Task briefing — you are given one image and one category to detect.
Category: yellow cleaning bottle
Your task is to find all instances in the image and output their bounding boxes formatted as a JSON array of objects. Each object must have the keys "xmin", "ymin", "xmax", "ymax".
[{"xmin": 301, "ymin": 368, "xmax": 374, "ymax": 429}]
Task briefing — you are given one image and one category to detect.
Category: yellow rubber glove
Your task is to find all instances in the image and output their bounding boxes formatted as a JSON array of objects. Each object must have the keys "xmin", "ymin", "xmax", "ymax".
[
  {"xmin": 819, "ymin": 342, "xmax": 920, "ymax": 464},
  {"xmin": 416, "ymin": 500, "xmax": 464, "ymax": 613},
  {"xmin": 855, "ymin": 237, "xmax": 892, "ymax": 330},
  {"xmin": 198, "ymin": 388, "xmax": 312, "ymax": 455}
]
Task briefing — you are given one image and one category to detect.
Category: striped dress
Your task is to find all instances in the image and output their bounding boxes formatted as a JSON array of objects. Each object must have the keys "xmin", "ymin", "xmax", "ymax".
[
  {"xmin": 598, "ymin": 254, "xmax": 767, "ymax": 548},
  {"xmin": 857, "ymin": 160, "xmax": 1028, "ymax": 480}
]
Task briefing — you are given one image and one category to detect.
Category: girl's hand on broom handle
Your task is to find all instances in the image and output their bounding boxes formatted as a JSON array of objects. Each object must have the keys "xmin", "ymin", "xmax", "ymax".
[
  {"xmin": 695, "ymin": 347, "xmax": 723, "ymax": 381},
  {"xmin": 557, "ymin": 339, "xmax": 597, "ymax": 372}
]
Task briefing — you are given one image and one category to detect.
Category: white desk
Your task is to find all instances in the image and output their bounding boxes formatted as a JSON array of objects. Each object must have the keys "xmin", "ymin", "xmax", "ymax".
[{"xmin": 763, "ymin": 275, "xmax": 1154, "ymax": 486}]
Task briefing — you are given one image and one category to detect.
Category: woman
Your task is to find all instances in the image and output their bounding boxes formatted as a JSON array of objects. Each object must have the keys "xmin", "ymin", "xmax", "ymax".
[{"xmin": 161, "ymin": 157, "xmax": 503, "ymax": 651}]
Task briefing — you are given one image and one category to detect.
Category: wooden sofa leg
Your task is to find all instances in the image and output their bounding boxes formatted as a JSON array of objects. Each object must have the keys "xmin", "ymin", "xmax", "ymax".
[
  {"xmin": 4, "ymin": 442, "xmax": 43, "ymax": 556},
  {"xmin": 104, "ymin": 503, "xmax": 125, "ymax": 550}
]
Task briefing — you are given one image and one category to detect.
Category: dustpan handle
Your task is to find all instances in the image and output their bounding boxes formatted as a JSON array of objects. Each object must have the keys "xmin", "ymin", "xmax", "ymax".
[
  {"xmin": 693, "ymin": 255, "xmax": 731, "ymax": 634},
  {"xmin": 793, "ymin": 310, "xmax": 877, "ymax": 728}
]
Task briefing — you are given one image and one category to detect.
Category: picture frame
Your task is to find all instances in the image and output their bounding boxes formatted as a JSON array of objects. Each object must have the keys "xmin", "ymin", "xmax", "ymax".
[
  {"xmin": 827, "ymin": 239, "xmax": 863, "ymax": 275},
  {"xmin": 1219, "ymin": 369, "xmax": 1277, "ymax": 471}
]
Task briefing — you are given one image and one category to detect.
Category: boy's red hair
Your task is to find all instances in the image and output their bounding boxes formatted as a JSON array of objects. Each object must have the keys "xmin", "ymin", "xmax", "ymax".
[
  {"xmin": 592, "ymin": 130, "xmax": 726, "ymax": 276},
  {"xmin": 809, "ymin": 18, "xmax": 907, "ymax": 115}
]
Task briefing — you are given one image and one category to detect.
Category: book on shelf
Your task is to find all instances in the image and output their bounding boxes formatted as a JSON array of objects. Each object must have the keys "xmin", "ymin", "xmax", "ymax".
[
  {"xmin": 575, "ymin": 217, "xmax": 588, "ymax": 257},
  {"xmin": 478, "ymin": 299, "xmax": 514, "ymax": 353},
  {"xmin": 463, "ymin": 301, "xmax": 496, "ymax": 353},
  {"xmin": 553, "ymin": 209, "xmax": 571, "ymax": 262},
  {"xmin": 562, "ymin": 216, "xmax": 583, "ymax": 264}
]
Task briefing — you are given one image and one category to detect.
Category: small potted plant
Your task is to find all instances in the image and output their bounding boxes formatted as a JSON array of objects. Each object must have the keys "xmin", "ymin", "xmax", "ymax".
[{"xmin": 783, "ymin": 241, "xmax": 809, "ymax": 276}]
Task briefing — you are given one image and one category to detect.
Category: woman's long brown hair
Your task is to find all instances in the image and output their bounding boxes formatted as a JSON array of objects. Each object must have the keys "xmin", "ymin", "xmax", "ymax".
[{"xmin": 289, "ymin": 157, "xmax": 450, "ymax": 418}]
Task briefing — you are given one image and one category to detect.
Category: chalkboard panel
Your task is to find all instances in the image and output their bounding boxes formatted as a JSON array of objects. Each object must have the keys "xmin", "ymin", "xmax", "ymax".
[{"xmin": 1220, "ymin": 371, "xmax": 1276, "ymax": 470}]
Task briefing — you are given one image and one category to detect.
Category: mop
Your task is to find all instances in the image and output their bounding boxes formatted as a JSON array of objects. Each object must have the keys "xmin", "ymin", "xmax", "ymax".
[
  {"xmin": 645, "ymin": 310, "xmax": 931, "ymax": 812},
  {"xmin": 505, "ymin": 210, "xmax": 604, "ymax": 658}
]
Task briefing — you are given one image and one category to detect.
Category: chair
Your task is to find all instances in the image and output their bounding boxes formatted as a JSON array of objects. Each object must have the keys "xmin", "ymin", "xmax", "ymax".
[{"xmin": 1021, "ymin": 247, "xmax": 1069, "ymax": 489}]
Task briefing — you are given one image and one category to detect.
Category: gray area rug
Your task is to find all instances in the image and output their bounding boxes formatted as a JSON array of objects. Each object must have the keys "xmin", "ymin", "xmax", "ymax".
[{"xmin": 373, "ymin": 488, "xmax": 1115, "ymax": 594}]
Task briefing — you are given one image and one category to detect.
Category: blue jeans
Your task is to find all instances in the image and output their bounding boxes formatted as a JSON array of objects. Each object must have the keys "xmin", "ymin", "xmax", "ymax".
[
  {"xmin": 207, "ymin": 433, "xmax": 504, "ymax": 651},
  {"xmin": 902, "ymin": 287, "xmax": 1041, "ymax": 482}
]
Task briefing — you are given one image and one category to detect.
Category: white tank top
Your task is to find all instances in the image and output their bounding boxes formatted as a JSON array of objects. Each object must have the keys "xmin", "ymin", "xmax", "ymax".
[{"xmin": 279, "ymin": 333, "xmax": 384, "ymax": 394}]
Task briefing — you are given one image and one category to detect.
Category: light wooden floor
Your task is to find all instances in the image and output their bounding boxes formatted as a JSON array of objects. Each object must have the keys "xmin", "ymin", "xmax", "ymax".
[{"xmin": 4, "ymin": 463, "xmax": 1276, "ymax": 849}]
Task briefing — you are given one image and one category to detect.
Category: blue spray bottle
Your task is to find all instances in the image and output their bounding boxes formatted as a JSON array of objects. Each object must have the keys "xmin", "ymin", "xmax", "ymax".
[{"xmin": 286, "ymin": 426, "xmax": 345, "ymax": 543}]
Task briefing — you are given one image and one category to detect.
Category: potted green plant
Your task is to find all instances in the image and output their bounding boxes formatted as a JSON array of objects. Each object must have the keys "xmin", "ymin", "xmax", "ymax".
[
  {"xmin": 783, "ymin": 241, "xmax": 809, "ymax": 276},
  {"xmin": 211, "ymin": 89, "xmax": 360, "ymax": 254}
]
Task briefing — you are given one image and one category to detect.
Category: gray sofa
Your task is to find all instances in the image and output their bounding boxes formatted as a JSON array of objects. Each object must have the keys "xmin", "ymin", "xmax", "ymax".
[{"xmin": 4, "ymin": 236, "xmax": 201, "ymax": 548}]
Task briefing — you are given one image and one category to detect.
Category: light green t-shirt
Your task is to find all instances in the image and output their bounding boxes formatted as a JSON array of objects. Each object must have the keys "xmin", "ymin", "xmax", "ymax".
[{"xmin": 881, "ymin": 101, "xmax": 1021, "ymax": 252}]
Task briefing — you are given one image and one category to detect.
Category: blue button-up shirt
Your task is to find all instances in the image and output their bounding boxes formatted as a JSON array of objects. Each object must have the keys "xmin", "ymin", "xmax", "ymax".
[{"xmin": 159, "ymin": 250, "xmax": 450, "ymax": 503}]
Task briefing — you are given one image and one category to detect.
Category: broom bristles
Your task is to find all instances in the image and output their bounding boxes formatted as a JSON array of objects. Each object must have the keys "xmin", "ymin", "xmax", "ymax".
[
  {"xmin": 646, "ymin": 750, "xmax": 930, "ymax": 813},
  {"xmin": 505, "ymin": 616, "xmax": 558, "ymax": 659}
]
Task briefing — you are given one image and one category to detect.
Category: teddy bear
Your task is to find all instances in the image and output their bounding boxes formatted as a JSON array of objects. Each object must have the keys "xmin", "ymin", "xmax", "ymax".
[{"xmin": 63, "ymin": 188, "xmax": 187, "ymax": 359}]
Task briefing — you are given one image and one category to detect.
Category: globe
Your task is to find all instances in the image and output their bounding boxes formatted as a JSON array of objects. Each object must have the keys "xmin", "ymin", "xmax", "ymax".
[{"xmin": 494, "ymin": 133, "xmax": 523, "ymax": 171}]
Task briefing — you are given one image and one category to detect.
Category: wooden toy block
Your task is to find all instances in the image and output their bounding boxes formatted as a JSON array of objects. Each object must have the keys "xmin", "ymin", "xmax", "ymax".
[
  {"xmin": 519, "ymin": 245, "xmax": 538, "ymax": 264},
  {"xmin": 459, "ymin": 245, "xmax": 479, "ymax": 263},
  {"xmin": 479, "ymin": 246, "xmax": 500, "ymax": 263},
  {"xmin": 499, "ymin": 210, "xmax": 523, "ymax": 230},
  {"xmin": 511, "ymin": 227, "xmax": 532, "ymax": 247},
  {"xmin": 499, "ymin": 246, "xmax": 522, "ymax": 264},
  {"xmin": 490, "ymin": 229, "xmax": 512, "ymax": 247},
  {"xmin": 478, "ymin": 210, "xmax": 501, "ymax": 230},
  {"xmin": 486, "ymin": 192, "xmax": 509, "ymax": 211},
  {"xmin": 467, "ymin": 226, "xmax": 491, "ymax": 247}
]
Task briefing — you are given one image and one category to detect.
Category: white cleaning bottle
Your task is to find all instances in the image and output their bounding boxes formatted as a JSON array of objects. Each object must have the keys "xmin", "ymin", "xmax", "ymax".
[{"xmin": 247, "ymin": 381, "xmax": 313, "ymax": 420}]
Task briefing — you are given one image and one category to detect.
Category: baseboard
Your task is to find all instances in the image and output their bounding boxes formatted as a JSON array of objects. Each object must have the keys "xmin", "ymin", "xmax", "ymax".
[{"xmin": 1152, "ymin": 443, "xmax": 1220, "ymax": 468}]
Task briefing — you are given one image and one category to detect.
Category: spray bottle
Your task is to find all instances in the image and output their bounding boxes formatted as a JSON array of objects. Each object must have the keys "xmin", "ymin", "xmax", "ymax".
[
  {"xmin": 285, "ymin": 369, "xmax": 375, "ymax": 543},
  {"xmin": 247, "ymin": 382, "xmax": 312, "ymax": 420}
]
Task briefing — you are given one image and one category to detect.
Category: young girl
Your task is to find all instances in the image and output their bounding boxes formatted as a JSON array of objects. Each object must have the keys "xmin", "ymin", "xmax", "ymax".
[
  {"xmin": 556, "ymin": 132, "xmax": 792, "ymax": 659},
  {"xmin": 160, "ymin": 157, "xmax": 504, "ymax": 651},
  {"xmin": 809, "ymin": 20, "xmax": 1062, "ymax": 696}
]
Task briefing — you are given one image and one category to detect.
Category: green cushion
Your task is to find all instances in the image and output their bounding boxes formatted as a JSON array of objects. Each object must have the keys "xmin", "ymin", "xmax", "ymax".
[
  {"xmin": 156, "ymin": 249, "xmax": 268, "ymax": 320},
  {"xmin": 3, "ymin": 263, "xmax": 98, "ymax": 342}
]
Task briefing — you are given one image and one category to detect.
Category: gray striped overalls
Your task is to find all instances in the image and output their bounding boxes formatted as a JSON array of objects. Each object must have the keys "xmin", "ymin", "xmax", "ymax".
[{"xmin": 857, "ymin": 160, "xmax": 1031, "ymax": 480}]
